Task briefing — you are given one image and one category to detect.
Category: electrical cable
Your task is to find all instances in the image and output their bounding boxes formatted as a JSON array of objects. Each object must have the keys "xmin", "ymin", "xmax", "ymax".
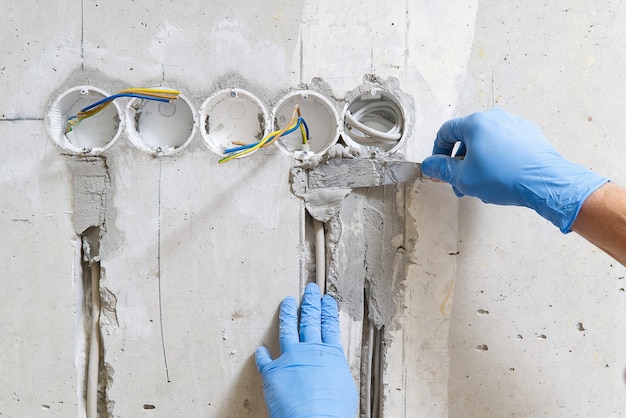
[
  {"xmin": 86, "ymin": 259, "xmax": 100, "ymax": 418},
  {"xmin": 222, "ymin": 119, "xmax": 304, "ymax": 154},
  {"xmin": 344, "ymin": 99, "xmax": 403, "ymax": 146},
  {"xmin": 65, "ymin": 88, "xmax": 180, "ymax": 133},
  {"xmin": 365, "ymin": 323, "xmax": 374, "ymax": 418},
  {"xmin": 87, "ymin": 265, "xmax": 100, "ymax": 418},
  {"xmin": 218, "ymin": 109, "xmax": 297, "ymax": 162},
  {"xmin": 218, "ymin": 105, "xmax": 308, "ymax": 163},
  {"xmin": 313, "ymin": 219, "xmax": 325, "ymax": 294},
  {"xmin": 372, "ymin": 328, "xmax": 381, "ymax": 417},
  {"xmin": 299, "ymin": 116, "xmax": 310, "ymax": 145}
]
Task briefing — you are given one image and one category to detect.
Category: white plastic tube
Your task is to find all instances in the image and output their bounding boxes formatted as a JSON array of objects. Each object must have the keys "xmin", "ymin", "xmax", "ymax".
[
  {"xmin": 343, "ymin": 90, "xmax": 406, "ymax": 154},
  {"xmin": 87, "ymin": 264, "xmax": 100, "ymax": 418},
  {"xmin": 344, "ymin": 106, "xmax": 401, "ymax": 143},
  {"xmin": 313, "ymin": 219, "xmax": 326, "ymax": 294},
  {"xmin": 365, "ymin": 324, "xmax": 375, "ymax": 418},
  {"xmin": 372, "ymin": 328, "xmax": 381, "ymax": 416}
]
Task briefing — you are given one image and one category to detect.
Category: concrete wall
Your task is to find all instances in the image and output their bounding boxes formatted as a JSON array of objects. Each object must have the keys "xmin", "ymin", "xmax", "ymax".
[
  {"xmin": 447, "ymin": 2, "xmax": 626, "ymax": 417},
  {"xmin": 1, "ymin": 1, "xmax": 624, "ymax": 417}
]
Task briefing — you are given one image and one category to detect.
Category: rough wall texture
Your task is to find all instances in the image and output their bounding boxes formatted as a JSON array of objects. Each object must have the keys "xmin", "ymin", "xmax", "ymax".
[
  {"xmin": 447, "ymin": 2, "xmax": 626, "ymax": 417},
  {"xmin": 1, "ymin": 1, "xmax": 625, "ymax": 417}
]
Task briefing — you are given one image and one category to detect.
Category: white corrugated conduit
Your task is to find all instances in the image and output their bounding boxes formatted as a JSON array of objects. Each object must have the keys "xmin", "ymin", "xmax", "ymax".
[{"xmin": 343, "ymin": 89, "xmax": 406, "ymax": 154}]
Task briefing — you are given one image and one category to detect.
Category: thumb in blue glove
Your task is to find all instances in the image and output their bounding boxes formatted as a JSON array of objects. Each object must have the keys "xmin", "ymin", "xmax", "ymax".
[
  {"xmin": 255, "ymin": 283, "xmax": 358, "ymax": 418},
  {"xmin": 421, "ymin": 108, "xmax": 608, "ymax": 233}
]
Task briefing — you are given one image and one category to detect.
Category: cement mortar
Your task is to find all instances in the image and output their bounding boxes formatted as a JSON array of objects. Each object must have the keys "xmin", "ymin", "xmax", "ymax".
[
  {"xmin": 67, "ymin": 155, "xmax": 120, "ymax": 417},
  {"xmin": 291, "ymin": 158, "xmax": 419, "ymax": 326},
  {"xmin": 67, "ymin": 157, "xmax": 109, "ymax": 235}
]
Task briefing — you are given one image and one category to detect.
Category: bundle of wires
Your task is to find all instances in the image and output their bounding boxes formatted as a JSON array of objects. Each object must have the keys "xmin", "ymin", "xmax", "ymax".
[
  {"xmin": 65, "ymin": 88, "xmax": 180, "ymax": 134},
  {"xmin": 219, "ymin": 105, "xmax": 309, "ymax": 163},
  {"xmin": 344, "ymin": 99, "xmax": 402, "ymax": 145}
]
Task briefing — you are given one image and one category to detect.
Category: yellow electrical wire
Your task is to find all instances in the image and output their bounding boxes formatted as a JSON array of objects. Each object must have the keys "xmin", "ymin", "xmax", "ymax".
[
  {"xmin": 295, "ymin": 105, "xmax": 307, "ymax": 144},
  {"xmin": 218, "ymin": 105, "xmax": 303, "ymax": 163},
  {"xmin": 65, "ymin": 88, "xmax": 180, "ymax": 133}
]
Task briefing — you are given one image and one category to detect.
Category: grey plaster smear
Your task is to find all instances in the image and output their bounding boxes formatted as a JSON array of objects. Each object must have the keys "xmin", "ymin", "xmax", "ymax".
[
  {"xmin": 67, "ymin": 156, "xmax": 109, "ymax": 234},
  {"xmin": 292, "ymin": 157, "xmax": 421, "ymax": 327},
  {"xmin": 67, "ymin": 155, "xmax": 122, "ymax": 256},
  {"xmin": 68, "ymin": 156, "xmax": 119, "ymax": 416},
  {"xmin": 292, "ymin": 157, "xmax": 421, "ymax": 220}
]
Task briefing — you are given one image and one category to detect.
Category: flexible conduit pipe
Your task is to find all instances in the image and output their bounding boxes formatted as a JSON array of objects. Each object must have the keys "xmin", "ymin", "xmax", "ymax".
[
  {"xmin": 372, "ymin": 328, "xmax": 381, "ymax": 416},
  {"xmin": 365, "ymin": 324, "xmax": 375, "ymax": 418},
  {"xmin": 313, "ymin": 219, "xmax": 326, "ymax": 294},
  {"xmin": 344, "ymin": 100, "xmax": 403, "ymax": 146},
  {"xmin": 87, "ymin": 261, "xmax": 101, "ymax": 418}
]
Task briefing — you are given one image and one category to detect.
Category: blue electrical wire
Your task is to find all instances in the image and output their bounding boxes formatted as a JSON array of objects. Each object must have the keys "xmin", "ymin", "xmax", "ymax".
[
  {"xmin": 78, "ymin": 93, "xmax": 170, "ymax": 113},
  {"xmin": 299, "ymin": 117, "xmax": 310, "ymax": 141},
  {"xmin": 223, "ymin": 119, "xmax": 306, "ymax": 154}
]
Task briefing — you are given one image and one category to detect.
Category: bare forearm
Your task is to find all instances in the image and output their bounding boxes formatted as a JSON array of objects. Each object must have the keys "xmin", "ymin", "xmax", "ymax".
[{"xmin": 572, "ymin": 183, "xmax": 626, "ymax": 266}]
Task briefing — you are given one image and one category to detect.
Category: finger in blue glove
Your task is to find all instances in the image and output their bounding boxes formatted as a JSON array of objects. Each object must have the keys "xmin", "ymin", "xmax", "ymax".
[
  {"xmin": 421, "ymin": 108, "xmax": 608, "ymax": 232},
  {"xmin": 255, "ymin": 283, "xmax": 358, "ymax": 418}
]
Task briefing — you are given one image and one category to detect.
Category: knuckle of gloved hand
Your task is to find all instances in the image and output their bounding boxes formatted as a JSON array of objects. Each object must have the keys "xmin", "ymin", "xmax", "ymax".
[{"xmin": 463, "ymin": 112, "xmax": 489, "ymax": 136}]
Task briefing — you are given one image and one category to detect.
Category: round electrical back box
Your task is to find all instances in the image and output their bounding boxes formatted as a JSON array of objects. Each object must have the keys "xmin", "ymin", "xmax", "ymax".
[
  {"xmin": 45, "ymin": 86, "xmax": 122, "ymax": 154},
  {"xmin": 126, "ymin": 90, "xmax": 196, "ymax": 156},
  {"xmin": 342, "ymin": 89, "xmax": 407, "ymax": 154},
  {"xmin": 272, "ymin": 90, "xmax": 340, "ymax": 156},
  {"xmin": 199, "ymin": 89, "xmax": 269, "ymax": 158}
]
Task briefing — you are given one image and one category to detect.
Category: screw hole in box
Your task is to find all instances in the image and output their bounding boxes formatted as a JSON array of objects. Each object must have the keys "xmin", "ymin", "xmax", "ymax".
[
  {"xmin": 199, "ymin": 88, "xmax": 269, "ymax": 158},
  {"xmin": 126, "ymin": 88, "xmax": 196, "ymax": 156}
]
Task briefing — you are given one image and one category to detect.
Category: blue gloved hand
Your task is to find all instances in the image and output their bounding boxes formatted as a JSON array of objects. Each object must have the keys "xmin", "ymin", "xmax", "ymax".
[
  {"xmin": 255, "ymin": 283, "xmax": 358, "ymax": 418},
  {"xmin": 421, "ymin": 108, "xmax": 608, "ymax": 233}
]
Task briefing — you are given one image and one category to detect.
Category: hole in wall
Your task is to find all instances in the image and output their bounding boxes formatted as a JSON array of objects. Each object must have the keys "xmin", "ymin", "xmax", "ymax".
[
  {"xmin": 143, "ymin": 404, "xmax": 156, "ymax": 410},
  {"xmin": 46, "ymin": 86, "xmax": 122, "ymax": 154},
  {"xmin": 272, "ymin": 90, "xmax": 340, "ymax": 155},
  {"xmin": 199, "ymin": 88, "xmax": 269, "ymax": 158},
  {"xmin": 126, "ymin": 89, "xmax": 196, "ymax": 156},
  {"xmin": 343, "ymin": 89, "xmax": 406, "ymax": 154}
]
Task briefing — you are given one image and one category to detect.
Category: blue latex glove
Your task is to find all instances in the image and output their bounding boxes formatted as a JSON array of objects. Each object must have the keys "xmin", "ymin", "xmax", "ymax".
[
  {"xmin": 421, "ymin": 108, "xmax": 608, "ymax": 233},
  {"xmin": 255, "ymin": 283, "xmax": 358, "ymax": 418}
]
